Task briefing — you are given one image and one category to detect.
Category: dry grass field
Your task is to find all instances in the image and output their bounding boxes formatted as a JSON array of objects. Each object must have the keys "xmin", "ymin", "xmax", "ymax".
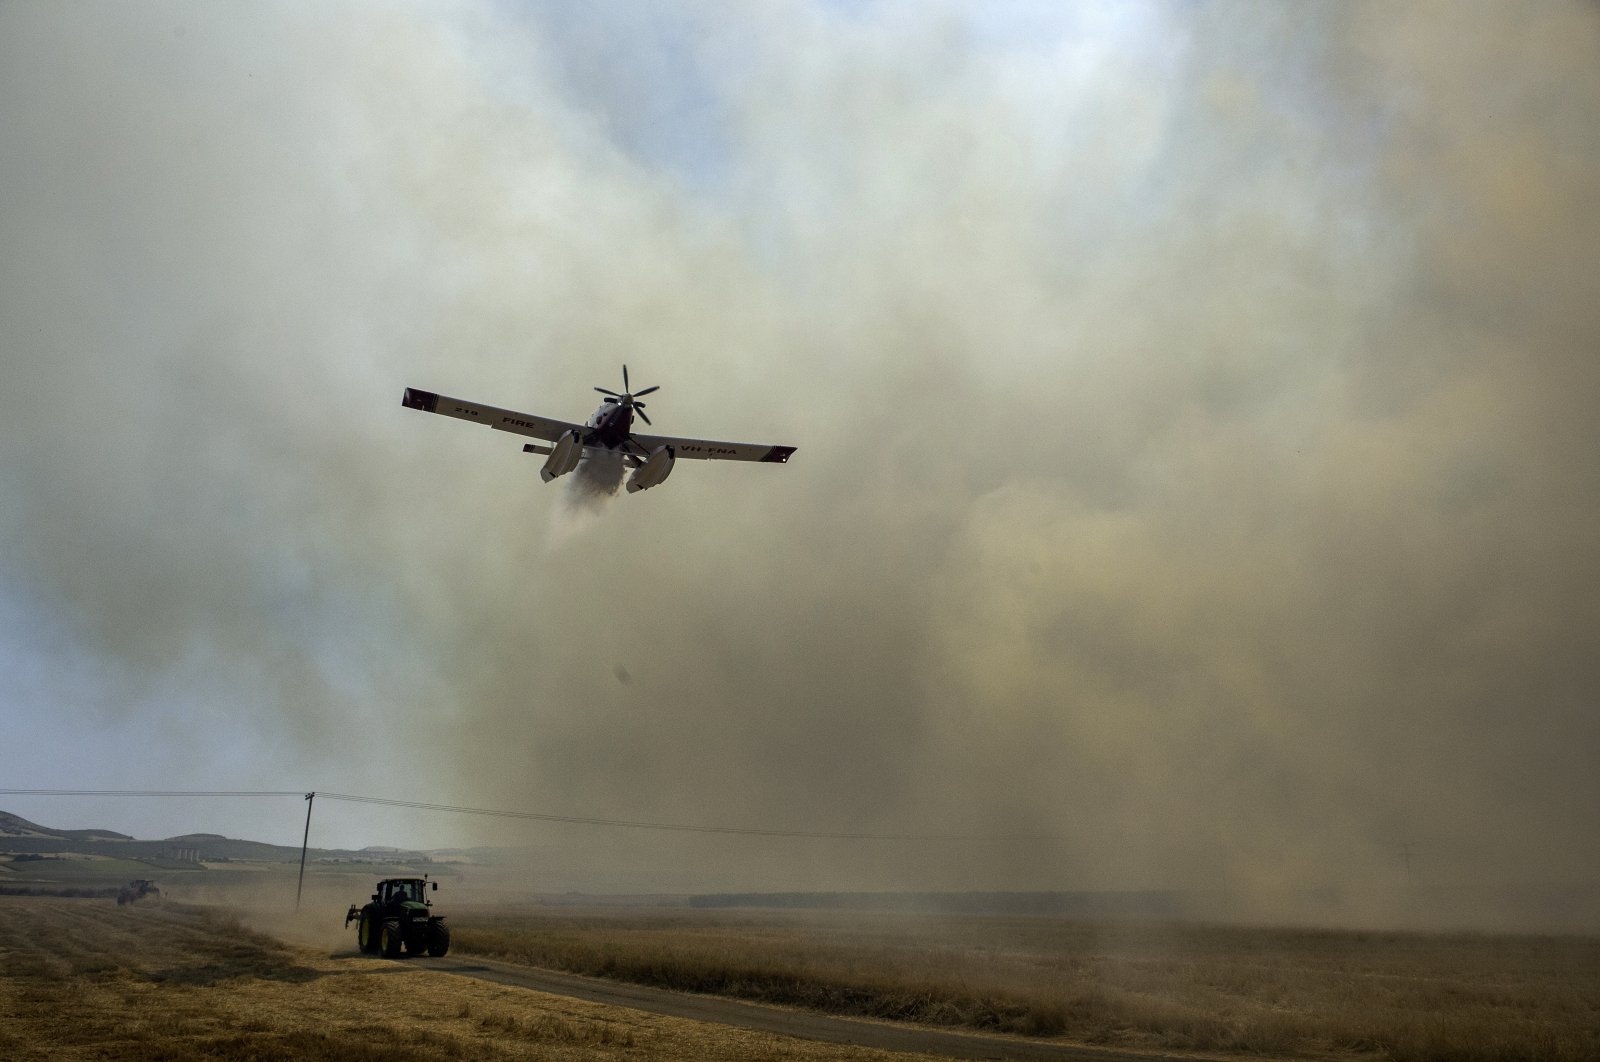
[
  {"xmin": 9, "ymin": 883, "xmax": 1597, "ymax": 1062},
  {"xmin": 0, "ymin": 895, "xmax": 916, "ymax": 1061},
  {"xmin": 450, "ymin": 904, "xmax": 1600, "ymax": 1062}
]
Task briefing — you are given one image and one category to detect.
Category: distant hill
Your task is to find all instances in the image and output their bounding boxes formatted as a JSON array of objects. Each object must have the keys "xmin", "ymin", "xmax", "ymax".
[
  {"xmin": 0, "ymin": 811, "xmax": 50, "ymax": 837},
  {"xmin": 0, "ymin": 810, "xmax": 132, "ymax": 842},
  {"xmin": 0, "ymin": 810, "xmax": 432, "ymax": 865}
]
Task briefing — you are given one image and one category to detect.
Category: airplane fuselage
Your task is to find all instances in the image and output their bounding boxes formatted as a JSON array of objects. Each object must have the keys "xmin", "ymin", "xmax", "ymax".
[{"xmin": 585, "ymin": 402, "xmax": 634, "ymax": 449}]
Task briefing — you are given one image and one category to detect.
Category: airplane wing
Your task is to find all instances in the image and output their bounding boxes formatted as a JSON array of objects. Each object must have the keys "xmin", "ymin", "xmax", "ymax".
[
  {"xmin": 626, "ymin": 429, "xmax": 796, "ymax": 464},
  {"xmin": 401, "ymin": 388, "xmax": 580, "ymax": 443},
  {"xmin": 403, "ymin": 386, "xmax": 796, "ymax": 464}
]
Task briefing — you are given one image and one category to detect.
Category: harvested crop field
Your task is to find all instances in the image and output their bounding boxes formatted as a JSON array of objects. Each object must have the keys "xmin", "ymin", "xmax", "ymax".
[
  {"xmin": 0, "ymin": 895, "xmax": 919, "ymax": 1061},
  {"xmin": 9, "ymin": 891, "xmax": 1599, "ymax": 1061},
  {"xmin": 449, "ymin": 904, "xmax": 1600, "ymax": 1062}
]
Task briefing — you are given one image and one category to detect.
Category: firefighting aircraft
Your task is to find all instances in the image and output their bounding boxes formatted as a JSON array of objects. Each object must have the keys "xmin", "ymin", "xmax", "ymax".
[{"xmin": 401, "ymin": 366, "xmax": 796, "ymax": 494}]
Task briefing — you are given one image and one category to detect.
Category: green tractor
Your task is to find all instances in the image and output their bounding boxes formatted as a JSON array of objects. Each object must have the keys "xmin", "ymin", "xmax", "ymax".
[
  {"xmin": 117, "ymin": 879, "xmax": 161, "ymax": 906},
  {"xmin": 345, "ymin": 877, "xmax": 450, "ymax": 958}
]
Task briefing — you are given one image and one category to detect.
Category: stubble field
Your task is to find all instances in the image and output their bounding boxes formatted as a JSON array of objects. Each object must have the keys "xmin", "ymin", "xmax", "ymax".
[
  {"xmin": 6, "ymin": 887, "xmax": 1598, "ymax": 1062},
  {"xmin": 449, "ymin": 904, "xmax": 1600, "ymax": 1062},
  {"xmin": 0, "ymin": 896, "xmax": 912, "ymax": 1061}
]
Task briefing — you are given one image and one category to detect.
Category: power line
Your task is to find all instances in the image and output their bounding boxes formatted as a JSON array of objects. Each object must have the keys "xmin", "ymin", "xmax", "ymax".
[
  {"xmin": 316, "ymin": 792, "xmax": 1054, "ymax": 842},
  {"xmin": 0, "ymin": 788, "xmax": 1058, "ymax": 842},
  {"xmin": 0, "ymin": 789, "xmax": 303, "ymax": 797}
]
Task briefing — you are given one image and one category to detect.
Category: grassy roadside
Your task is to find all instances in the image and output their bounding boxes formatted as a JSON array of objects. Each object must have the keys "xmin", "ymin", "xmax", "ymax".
[{"xmin": 449, "ymin": 907, "xmax": 1600, "ymax": 1062}]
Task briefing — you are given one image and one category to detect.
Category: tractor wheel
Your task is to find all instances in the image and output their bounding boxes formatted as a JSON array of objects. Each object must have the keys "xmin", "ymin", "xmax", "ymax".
[
  {"xmin": 381, "ymin": 919, "xmax": 404, "ymax": 958},
  {"xmin": 426, "ymin": 921, "xmax": 450, "ymax": 957},
  {"xmin": 357, "ymin": 909, "xmax": 379, "ymax": 954}
]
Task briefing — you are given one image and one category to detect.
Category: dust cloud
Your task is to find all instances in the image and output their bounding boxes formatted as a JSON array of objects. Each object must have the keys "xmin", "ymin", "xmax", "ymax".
[{"xmin": 2, "ymin": 2, "xmax": 1597, "ymax": 927}]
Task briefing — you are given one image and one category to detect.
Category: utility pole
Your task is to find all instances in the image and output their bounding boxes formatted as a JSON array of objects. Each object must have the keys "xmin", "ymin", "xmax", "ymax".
[{"xmin": 296, "ymin": 791, "xmax": 315, "ymax": 912}]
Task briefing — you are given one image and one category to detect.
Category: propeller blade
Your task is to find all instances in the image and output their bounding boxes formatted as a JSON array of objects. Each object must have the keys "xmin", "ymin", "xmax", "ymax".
[
  {"xmin": 633, "ymin": 385, "xmax": 660, "ymax": 397},
  {"xmin": 596, "ymin": 387, "xmax": 620, "ymax": 397},
  {"xmin": 601, "ymin": 396, "xmax": 618, "ymax": 404},
  {"xmin": 622, "ymin": 364, "xmax": 630, "ymax": 392},
  {"xmin": 636, "ymin": 408, "xmax": 652, "ymax": 425}
]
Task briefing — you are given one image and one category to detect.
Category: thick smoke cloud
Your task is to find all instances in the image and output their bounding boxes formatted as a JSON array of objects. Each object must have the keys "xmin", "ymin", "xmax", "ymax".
[{"xmin": 2, "ymin": 2, "xmax": 1596, "ymax": 918}]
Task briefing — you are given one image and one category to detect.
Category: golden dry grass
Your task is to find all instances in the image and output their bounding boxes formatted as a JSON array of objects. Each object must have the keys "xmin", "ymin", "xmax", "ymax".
[
  {"xmin": 0, "ymin": 896, "xmax": 919, "ymax": 1061},
  {"xmin": 450, "ymin": 905, "xmax": 1600, "ymax": 1062}
]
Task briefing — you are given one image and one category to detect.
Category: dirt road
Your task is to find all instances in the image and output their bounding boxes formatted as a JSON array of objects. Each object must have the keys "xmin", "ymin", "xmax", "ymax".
[{"xmin": 411, "ymin": 953, "xmax": 1186, "ymax": 1061}]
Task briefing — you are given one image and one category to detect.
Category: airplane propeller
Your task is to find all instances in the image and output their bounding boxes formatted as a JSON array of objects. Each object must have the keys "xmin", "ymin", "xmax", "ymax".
[{"xmin": 594, "ymin": 364, "xmax": 658, "ymax": 425}]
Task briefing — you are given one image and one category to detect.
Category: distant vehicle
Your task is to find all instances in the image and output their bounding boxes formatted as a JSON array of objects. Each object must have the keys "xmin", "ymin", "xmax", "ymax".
[
  {"xmin": 345, "ymin": 877, "xmax": 449, "ymax": 958},
  {"xmin": 117, "ymin": 879, "xmax": 160, "ymax": 906},
  {"xmin": 402, "ymin": 365, "xmax": 797, "ymax": 493}
]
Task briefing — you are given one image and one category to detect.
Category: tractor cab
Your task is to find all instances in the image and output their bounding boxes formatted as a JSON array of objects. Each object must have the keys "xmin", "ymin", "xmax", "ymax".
[{"xmin": 381, "ymin": 878, "xmax": 432, "ymax": 906}]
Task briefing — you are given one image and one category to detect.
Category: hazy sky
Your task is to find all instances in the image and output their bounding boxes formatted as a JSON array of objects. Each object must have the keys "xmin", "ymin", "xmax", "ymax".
[{"xmin": 3, "ymin": 1, "xmax": 1597, "ymax": 904}]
